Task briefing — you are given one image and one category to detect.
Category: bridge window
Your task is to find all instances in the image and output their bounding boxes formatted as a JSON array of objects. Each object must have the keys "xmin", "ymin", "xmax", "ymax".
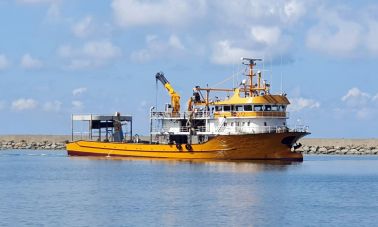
[
  {"xmin": 235, "ymin": 105, "xmax": 244, "ymax": 111},
  {"xmin": 281, "ymin": 105, "xmax": 286, "ymax": 111},
  {"xmin": 271, "ymin": 105, "xmax": 279, "ymax": 111},
  {"xmin": 254, "ymin": 105, "xmax": 263, "ymax": 111},
  {"xmin": 265, "ymin": 105, "xmax": 272, "ymax": 111},
  {"xmin": 223, "ymin": 106, "xmax": 231, "ymax": 111},
  {"xmin": 215, "ymin": 106, "xmax": 222, "ymax": 111},
  {"xmin": 244, "ymin": 105, "xmax": 252, "ymax": 111}
]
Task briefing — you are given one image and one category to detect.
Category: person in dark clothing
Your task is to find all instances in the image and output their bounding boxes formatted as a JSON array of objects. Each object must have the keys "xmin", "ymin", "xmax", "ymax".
[{"xmin": 113, "ymin": 112, "xmax": 124, "ymax": 142}]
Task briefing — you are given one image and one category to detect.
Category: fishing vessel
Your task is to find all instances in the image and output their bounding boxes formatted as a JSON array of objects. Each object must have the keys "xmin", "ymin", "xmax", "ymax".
[{"xmin": 67, "ymin": 58, "xmax": 309, "ymax": 161}]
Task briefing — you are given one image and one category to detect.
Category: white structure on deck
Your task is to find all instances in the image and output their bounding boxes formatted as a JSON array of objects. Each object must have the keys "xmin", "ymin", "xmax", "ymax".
[{"xmin": 71, "ymin": 114, "xmax": 132, "ymax": 142}]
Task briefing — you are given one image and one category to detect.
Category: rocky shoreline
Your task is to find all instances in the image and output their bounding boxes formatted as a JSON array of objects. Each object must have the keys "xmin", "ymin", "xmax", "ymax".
[
  {"xmin": 0, "ymin": 140, "xmax": 67, "ymax": 150},
  {"xmin": 1, "ymin": 135, "xmax": 378, "ymax": 155},
  {"xmin": 296, "ymin": 145, "xmax": 378, "ymax": 155}
]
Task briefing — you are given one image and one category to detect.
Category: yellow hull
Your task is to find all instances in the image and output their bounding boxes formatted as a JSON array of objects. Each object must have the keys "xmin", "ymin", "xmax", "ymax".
[{"xmin": 67, "ymin": 132, "xmax": 307, "ymax": 161}]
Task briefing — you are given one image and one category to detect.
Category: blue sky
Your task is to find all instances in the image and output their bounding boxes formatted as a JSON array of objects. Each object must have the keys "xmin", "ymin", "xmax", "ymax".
[{"xmin": 0, "ymin": 0, "xmax": 378, "ymax": 138}]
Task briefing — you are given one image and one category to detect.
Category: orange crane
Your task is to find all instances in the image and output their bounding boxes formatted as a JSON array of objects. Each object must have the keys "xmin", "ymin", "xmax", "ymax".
[{"xmin": 155, "ymin": 72, "xmax": 181, "ymax": 113}]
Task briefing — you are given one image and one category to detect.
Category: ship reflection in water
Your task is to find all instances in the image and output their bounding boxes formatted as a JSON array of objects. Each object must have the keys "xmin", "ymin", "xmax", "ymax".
[
  {"xmin": 2, "ymin": 150, "xmax": 378, "ymax": 226},
  {"xmin": 69, "ymin": 155, "xmax": 300, "ymax": 173}
]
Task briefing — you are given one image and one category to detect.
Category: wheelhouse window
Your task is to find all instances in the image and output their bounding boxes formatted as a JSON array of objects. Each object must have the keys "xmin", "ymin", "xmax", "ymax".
[
  {"xmin": 235, "ymin": 105, "xmax": 244, "ymax": 111},
  {"xmin": 244, "ymin": 105, "xmax": 252, "ymax": 111},
  {"xmin": 223, "ymin": 106, "xmax": 231, "ymax": 112},
  {"xmin": 254, "ymin": 105, "xmax": 263, "ymax": 111},
  {"xmin": 281, "ymin": 105, "xmax": 287, "ymax": 112},
  {"xmin": 265, "ymin": 105, "xmax": 272, "ymax": 111},
  {"xmin": 215, "ymin": 106, "xmax": 222, "ymax": 112},
  {"xmin": 271, "ymin": 105, "xmax": 279, "ymax": 111}
]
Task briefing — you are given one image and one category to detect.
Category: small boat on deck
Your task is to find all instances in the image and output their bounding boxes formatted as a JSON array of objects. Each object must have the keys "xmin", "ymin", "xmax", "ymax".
[{"xmin": 66, "ymin": 58, "xmax": 309, "ymax": 161}]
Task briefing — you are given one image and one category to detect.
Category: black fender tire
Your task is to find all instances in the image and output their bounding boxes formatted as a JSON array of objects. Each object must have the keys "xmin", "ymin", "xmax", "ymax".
[{"xmin": 185, "ymin": 144, "xmax": 192, "ymax": 151}]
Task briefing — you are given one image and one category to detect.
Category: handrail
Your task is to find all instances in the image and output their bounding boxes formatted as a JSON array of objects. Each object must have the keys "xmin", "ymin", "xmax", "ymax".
[
  {"xmin": 151, "ymin": 111, "xmax": 288, "ymax": 119},
  {"xmin": 151, "ymin": 125, "xmax": 309, "ymax": 134},
  {"xmin": 151, "ymin": 111, "xmax": 211, "ymax": 119},
  {"xmin": 216, "ymin": 117, "xmax": 227, "ymax": 132}
]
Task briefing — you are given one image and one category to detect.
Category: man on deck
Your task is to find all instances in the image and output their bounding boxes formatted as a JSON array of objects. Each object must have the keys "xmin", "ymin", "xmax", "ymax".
[{"xmin": 113, "ymin": 112, "xmax": 124, "ymax": 142}]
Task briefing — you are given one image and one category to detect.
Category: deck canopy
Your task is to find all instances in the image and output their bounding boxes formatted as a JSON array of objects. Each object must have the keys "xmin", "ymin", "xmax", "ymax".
[{"xmin": 71, "ymin": 114, "xmax": 132, "ymax": 142}]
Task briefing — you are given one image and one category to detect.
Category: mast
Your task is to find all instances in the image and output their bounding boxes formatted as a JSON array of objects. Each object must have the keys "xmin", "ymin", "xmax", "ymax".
[{"xmin": 241, "ymin": 58, "xmax": 262, "ymax": 97}]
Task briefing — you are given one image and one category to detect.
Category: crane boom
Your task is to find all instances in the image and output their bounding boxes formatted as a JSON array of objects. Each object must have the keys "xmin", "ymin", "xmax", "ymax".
[{"xmin": 155, "ymin": 72, "xmax": 181, "ymax": 113}]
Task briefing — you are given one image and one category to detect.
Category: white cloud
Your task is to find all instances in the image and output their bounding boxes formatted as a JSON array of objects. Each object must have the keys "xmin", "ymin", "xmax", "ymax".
[
  {"xmin": 284, "ymin": 0, "xmax": 306, "ymax": 22},
  {"xmin": 0, "ymin": 54, "xmax": 10, "ymax": 70},
  {"xmin": 46, "ymin": 2, "xmax": 61, "ymax": 21},
  {"xmin": 306, "ymin": 10, "xmax": 362, "ymax": 57},
  {"xmin": 340, "ymin": 88, "xmax": 378, "ymax": 120},
  {"xmin": 11, "ymin": 98, "xmax": 38, "ymax": 111},
  {"xmin": 43, "ymin": 100, "xmax": 62, "ymax": 112},
  {"xmin": 111, "ymin": 0, "xmax": 205, "ymax": 27},
  {"xmin": 112, "ymin": 1, "xmax": 307, "ymax": 65},
  {"xmin": 131, "ymin": 35, "xmax": 185, "ymax": 62},
  {"xmin": 341, "ymin": 87, "xmax": 371, "ymax": 107},
  {"xmin": 306, "ymin": 6, "xmax": 378, "ymax": 57},
  {"xmin": 250, "ymin": 26, "xmax": 281, "ymax": 45},
  {"xmin": 72, "ymin": 16, "xmax": 93, "ymax": 38},
  {"xmin": 211, "ymin": 40, "xmax": 262, "ymax": 65},
  {"xmin": 210, "ymin": 0, "xmax": 308, "ymax": 28},
  {"xmin": 289, "ymin": 97, "xmax": 320, "ymax": 112},
  {"xmin": 21, "ymin": 54, "xmax": 43, "ymax": 69},
  {"xmin": 72, "ymin": 87, "xmax": 87, "ymax": 96},
  {"xmin": 83, "ymin": 41, "xmax": 121, "ymax": 59},
  {"xmin": 168, "ymin": 35, "xmax": 185, "ymax": 50},
  {"xmin": 110, "ymin": 1, "xmax": 378, "ymax": 62},
  {"xmin": 72, "ymin": 100, "xmax": 84, "ymax": 110},
  {"xmin": 365, "ymin": 19, "xmax": 378, "ymax": 55},
  {"xmin": 58, "ymin": 40, "xmax": 121, "ymax": 69},
  {"xmin": 373, "ymin": 94, "xmax": 378, "ymax": 102},
  {"xmin": 356, "ymin": 108, "xmax": 375, "ymax": 120}
]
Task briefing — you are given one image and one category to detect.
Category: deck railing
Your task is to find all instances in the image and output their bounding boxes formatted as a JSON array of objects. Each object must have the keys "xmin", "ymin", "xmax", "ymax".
[
  {"xmin": 151, "ymin": 125, "xmax": 309, "ymax": 135},
  {"xmin": 151, "ymin": 111, "xmax": 289, "ymax": 119},
  {"xmin": 151, "ymin": 111, "xmax": 211, "ymax": 119}
]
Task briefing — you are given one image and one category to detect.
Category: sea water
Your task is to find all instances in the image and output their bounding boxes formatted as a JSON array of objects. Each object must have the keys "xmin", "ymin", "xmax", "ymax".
[{"xmin": 1, "ymin": 150, "xmax": 378, "ymax": 227}]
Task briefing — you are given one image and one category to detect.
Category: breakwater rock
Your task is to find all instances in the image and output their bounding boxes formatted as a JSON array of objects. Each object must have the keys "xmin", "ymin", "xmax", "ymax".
[
  {"xmin": 296, "ymin": 145, "xmax": 378, "ymax": 155},
  {"xmin": 0, "ymin": 140, "xmax": 66, "ymax": 150}
]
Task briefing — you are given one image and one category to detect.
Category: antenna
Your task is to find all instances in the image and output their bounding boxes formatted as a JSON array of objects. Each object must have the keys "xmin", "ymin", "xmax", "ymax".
[
  {"xmin": 232, "ymin": 65, "xmax": 235, "ymax": 89},
  {"xmin": 155, "ymin": 77, "xmax": 158, "ymax": 111},
  {"xmin": 241, "ymin": 57, "xmax": 262, "ymax": 96},
  {"xmin": 270, "ymin": 56, "xmax": 273, "ymax": 92},
  {"xmin": 280, "ymin": 55, "xmax": 283, "ymax": 94},
  {"xmin": 241, "ymin": 57, "xmax": 262, "ymax": 65}
]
